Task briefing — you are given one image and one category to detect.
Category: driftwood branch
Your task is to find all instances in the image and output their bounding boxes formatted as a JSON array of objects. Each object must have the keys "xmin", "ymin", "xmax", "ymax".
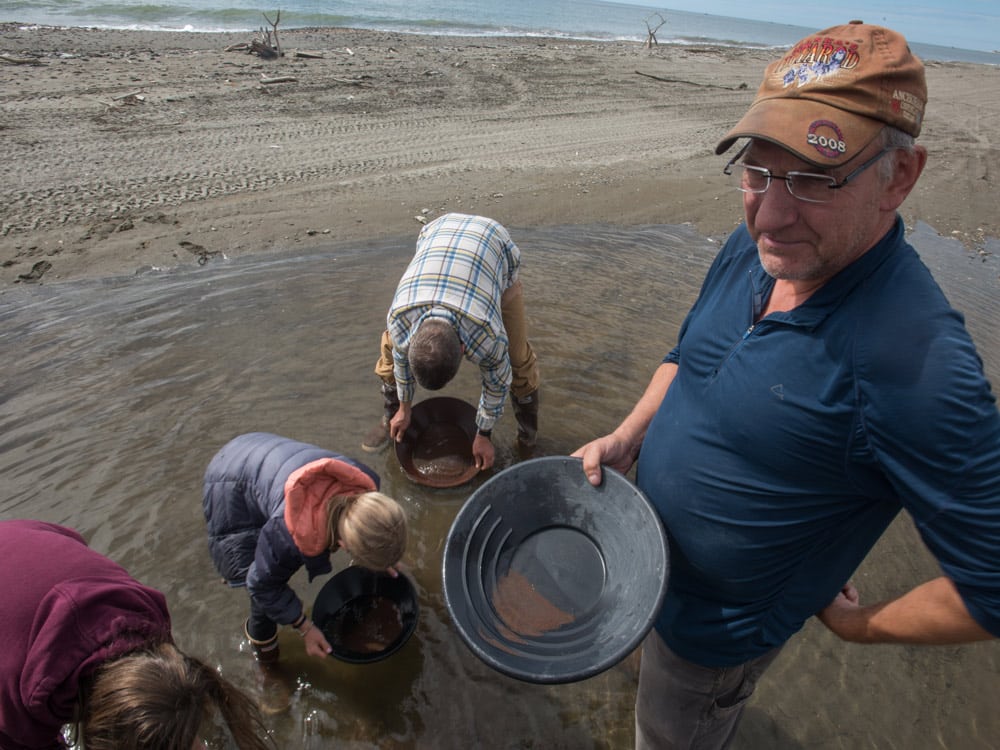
[
  {"xmin": 262, "ymin": 10, "xmax": 282, "ymax": 58},
  {"xmin": 331, "ymin": 76, "xmax": 374, "ymax": 87},
  {"xmin": 228, "ymin": 10, "xmax": 283, "ymax": 58},
  {"xmin": 634, "ymin": 70, "xmax": 747, "ymax": 90},
  {"xmin": 0, "ymin": 54, "xmax": 44, "ymax": 65},
  {"xmin": 260, "ymin": 75, "xmax": 298, "ymax": 85},
  {"xmin": 225, "ymin": 10, "xmax": 330, "ymax": 62},
  {"xmin": 644, "ymin": 13, "xmax": 667, "ymax": 48}
]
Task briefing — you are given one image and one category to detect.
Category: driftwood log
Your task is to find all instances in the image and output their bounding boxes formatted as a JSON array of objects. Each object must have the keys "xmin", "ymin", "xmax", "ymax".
[
  {"xmin": 249, "ymin": 38, "xmax": 279, "ymax": 59},
  {"xmin": 634, "ymin": 70, "xmax": 747, "ymax": 90},
  {"xmin": 224, "ymin": 10, "xmax": 284, "ymax": 58},
  {"xmin": 0, "ymin": 54, "xmax": 44, "ymax": 65},
  {"xmin": 331, "ymin": 76, "xmax": 374, "ymax": 87}
]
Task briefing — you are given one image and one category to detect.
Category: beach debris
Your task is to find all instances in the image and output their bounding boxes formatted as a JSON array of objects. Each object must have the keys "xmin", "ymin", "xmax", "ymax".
[
  {"xmin": 644, "ymin": 13, "xmax": 667, "ymax": 49},
  {"xmin": 16, "ymin": 260, "xmax": 52, "ymax": 283},
  {"xmin": 331, "ymin": 75, "xmax": 374, "ymax": 87},
  {"xmin": 226, "ymin": 10, "xmax": 285, "ymax": 58},
  {"xmin": 634, "ymin": 70, "xmax": 747, "ymax": 90},
  {"xmin": 113, "ymin": 91, "xmax": 146, "ymax": 105},
  {"xmin": 179, "ymin": 239, "xmax": 220, "ymax": 266},
  {"xmin": 0, "ymin": 53, "xmax": 45, "ymax": 65},
  {"xmin": 252, "ymin": 10, "xmax": 283, "ymax": 58},
  {"xmin": 249, "ymin": 38, "xmax": 279, "ymax": 59},
  {"xmin": 93, "ymin": 91, "xmax": 147, "ymax": 108},
  {"xmin": 260, "ymin": 75, "xmax": 298, "ymax": 85},
  {"xmin": 294, "ymin": 50, "xmax": 324, "ymax": 59}
]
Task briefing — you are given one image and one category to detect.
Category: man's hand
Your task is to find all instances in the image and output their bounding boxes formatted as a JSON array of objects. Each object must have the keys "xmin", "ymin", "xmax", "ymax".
[
  {"xmin": 473, "ymin": 432, "xmax": 495, "ymax": 470},
  {"xmin": 816, "ymin": 578, "xmax": 994, "ymax": 644},
  {"xmin": 571, "ymin": 432, "xmax": 640, "ymax": 486},
  {"xmin": 389, "ymin": 401, "xmax": 412, "ymax": 442},
  {"xmin": 817, "ymin": 583, "xmax": 862, "ymax": 639},
  {"xmin": 570, "ymin": 362, "xmax": 676, "ymax": 486}
]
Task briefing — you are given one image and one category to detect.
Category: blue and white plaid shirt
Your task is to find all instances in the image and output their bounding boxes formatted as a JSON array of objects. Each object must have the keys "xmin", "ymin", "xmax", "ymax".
[{"xmin": 388, "ymin": 213, "xmax": 520, "ymax": 430}]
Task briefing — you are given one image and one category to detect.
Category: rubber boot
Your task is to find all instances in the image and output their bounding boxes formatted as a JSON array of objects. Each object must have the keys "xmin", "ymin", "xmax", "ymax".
[
  {"xmin": 244, "ymin": 619, "xmax": 280, "ymax": 664},
  {"xmin": 512, "ymin": 389, "xmax": 539, "ymax": 450},
  {"xmin": 245, "ymin": 622, "xmax": 291, "ymax": 715},
  {"xmin": 362, "ymin": 382, "xmax": 400, "ymax": 453}
]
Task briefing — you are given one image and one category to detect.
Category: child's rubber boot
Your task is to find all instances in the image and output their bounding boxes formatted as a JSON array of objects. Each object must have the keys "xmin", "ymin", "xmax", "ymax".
[{"xmin": 244, "ymin": 619, "xmax": 280, "ymax": 664}]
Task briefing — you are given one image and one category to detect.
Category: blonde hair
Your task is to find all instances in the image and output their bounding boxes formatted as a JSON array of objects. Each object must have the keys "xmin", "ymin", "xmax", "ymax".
[
  {"xmin": 327, "ymin": 491, "xmax": 407, "ymax": 571},
  {"xmin": 76, "ymin": 642, "xmax": 272, "ymax": 750}
]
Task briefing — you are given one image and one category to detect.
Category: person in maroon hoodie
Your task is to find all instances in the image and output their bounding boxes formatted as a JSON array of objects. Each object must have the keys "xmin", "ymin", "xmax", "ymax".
[{"xmin": 0, "ymin": 519, "xmax": 273, "ymax": 750}]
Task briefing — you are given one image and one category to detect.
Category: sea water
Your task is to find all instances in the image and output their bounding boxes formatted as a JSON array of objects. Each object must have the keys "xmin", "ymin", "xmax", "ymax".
[{"xmin": 2, "ymin": 0, "xmax": 998, "ymax": 63}]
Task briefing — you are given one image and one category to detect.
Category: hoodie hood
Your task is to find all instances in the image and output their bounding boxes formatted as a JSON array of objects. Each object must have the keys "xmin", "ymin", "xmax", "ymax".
[
  {"xmin": 1, "ymin": 520, "xmax": 171, "ymax": 749},
  {"xmin": 283, "ymin": 457, "xmax": 378, "ymax": 556}
]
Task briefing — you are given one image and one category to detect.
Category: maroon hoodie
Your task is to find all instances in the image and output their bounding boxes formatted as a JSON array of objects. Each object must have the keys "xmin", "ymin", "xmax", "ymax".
[{"xmin": 0, "ymin": 520, "xmax": 171, "ymax": 750}]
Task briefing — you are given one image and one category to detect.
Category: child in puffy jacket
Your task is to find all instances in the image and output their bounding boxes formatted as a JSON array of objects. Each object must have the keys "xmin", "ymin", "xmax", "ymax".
[{"xmin": 203, "ymin": 432, "xmax": 407, "ymax": 662}]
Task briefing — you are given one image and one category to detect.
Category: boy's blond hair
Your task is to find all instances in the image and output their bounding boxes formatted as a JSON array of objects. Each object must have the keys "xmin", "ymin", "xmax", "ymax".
[{"xmin": 327, "ymin": 491, "xmax": 407, "ymax": 571}]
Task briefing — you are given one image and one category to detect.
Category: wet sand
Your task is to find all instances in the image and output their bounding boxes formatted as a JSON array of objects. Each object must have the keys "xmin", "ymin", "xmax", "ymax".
[{"xmin": 2, "ymin": 22, "xmax": 998, "ymax": 286}]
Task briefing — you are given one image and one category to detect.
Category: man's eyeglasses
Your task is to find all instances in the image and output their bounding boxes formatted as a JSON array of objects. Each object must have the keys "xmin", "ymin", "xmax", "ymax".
[{"xmin": 723, "ymin": 143, "xmax": 895, "ymax": 204}]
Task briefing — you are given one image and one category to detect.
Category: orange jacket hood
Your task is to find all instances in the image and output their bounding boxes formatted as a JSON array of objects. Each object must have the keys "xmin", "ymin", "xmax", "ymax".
[{"xmin": 283, "ymin": 457, "xmax": 378, "ymax": 556}]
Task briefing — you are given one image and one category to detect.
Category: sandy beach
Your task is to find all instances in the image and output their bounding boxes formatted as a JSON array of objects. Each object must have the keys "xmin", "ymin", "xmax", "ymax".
[{"xmin": 1, "ymin": 23, "xmax": 998, "ymax": 286}]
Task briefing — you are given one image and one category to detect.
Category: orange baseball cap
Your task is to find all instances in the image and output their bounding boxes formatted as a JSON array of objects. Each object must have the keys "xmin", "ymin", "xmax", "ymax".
[{"xmin": 716, "ymin": 20, "xmax": 927, "ymax": 167}]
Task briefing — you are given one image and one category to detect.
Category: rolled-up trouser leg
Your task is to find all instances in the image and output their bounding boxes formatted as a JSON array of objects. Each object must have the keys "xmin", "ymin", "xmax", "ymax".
[
  {"xmin": 500, "ymin": 279, "xmax": 539, "ymax": 399},
  {"xmin": 363, "ymin": 331, "xmax": 401, "ymax": 452}
]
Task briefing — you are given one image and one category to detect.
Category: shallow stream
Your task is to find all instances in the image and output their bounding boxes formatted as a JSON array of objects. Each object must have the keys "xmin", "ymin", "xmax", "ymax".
[{"xmin": 1, "ymin": 222, "xmax": 997, "ymax": 749}]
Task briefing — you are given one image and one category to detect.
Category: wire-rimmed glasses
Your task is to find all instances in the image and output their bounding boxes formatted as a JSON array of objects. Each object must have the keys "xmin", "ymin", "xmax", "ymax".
[{"xmin": 723, "ymin": 143, "xmax": 894, "ymax": 204}]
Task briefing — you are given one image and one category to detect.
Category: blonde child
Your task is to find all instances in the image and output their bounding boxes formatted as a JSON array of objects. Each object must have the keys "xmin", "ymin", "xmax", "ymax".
[{"xmin": 203, "ymin": 432, "xmax": 407, "ymax": 661}]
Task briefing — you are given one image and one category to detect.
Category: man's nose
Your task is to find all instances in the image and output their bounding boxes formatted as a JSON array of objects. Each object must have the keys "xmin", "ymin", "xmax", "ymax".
[{"xmin": 749, "ymin": 178, "xmax": 799, "ymax": 228}]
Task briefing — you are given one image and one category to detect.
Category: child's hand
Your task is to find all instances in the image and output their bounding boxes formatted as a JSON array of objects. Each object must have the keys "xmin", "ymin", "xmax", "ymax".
[{"xmin": 300, "ymin": 620, "xmax": 332, "ymax": 659}]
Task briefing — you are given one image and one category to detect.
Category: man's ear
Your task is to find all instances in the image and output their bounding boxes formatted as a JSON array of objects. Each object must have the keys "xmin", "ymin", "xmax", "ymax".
[{"xmin": 881, "ymin": 145, "xmax": 928, "ymax": 212}]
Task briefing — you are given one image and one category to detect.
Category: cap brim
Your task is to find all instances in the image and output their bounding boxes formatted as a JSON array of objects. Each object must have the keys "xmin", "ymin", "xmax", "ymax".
[{"xmin": 716, "ymin": 96, "xmax": 885, "ymax": 168}]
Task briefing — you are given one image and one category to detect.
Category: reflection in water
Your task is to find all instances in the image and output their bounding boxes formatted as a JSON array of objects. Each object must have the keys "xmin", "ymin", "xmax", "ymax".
[{"xmin": 1, "ymin": 223, "xmax": 997, "ymax": 749}]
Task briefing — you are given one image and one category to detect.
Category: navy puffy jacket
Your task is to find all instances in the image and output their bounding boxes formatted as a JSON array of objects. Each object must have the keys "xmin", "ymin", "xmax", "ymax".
[{"xmin": 203, "ymin": 432, "xmax": 380, "ymax": 625}]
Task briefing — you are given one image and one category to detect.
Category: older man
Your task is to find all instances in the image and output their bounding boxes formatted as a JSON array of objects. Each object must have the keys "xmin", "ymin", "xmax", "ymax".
[
  {"xmin": 574, "ymin": 21, "xmax": 999, "ymax": 748},
  {"xmin": 363, "ymin": 213, "xmax": 540, "ymax": 470}
]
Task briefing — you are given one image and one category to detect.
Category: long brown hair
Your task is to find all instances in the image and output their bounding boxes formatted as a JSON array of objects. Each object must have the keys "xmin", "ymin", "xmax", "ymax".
[{"xmin": 76, "ymin": 642, "xmax": 273, "ymax": 750}]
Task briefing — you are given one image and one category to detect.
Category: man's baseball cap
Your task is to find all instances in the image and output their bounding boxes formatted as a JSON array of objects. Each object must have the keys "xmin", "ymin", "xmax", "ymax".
[{"xmin": 716, "ymin": 20, "xmax": 927, "ymax": 168}]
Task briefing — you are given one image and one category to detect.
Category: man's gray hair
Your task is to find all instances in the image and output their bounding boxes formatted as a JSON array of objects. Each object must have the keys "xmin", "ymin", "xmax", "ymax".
[{"xmin": 879, "ymin": 126, "xmax": 917, "ymax": 181}]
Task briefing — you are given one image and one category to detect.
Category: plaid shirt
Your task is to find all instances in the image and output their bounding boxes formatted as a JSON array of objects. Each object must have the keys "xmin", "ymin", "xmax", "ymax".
[{"xmin": 388, "ymin": 213, "xmax": 520, "ymax": 430}]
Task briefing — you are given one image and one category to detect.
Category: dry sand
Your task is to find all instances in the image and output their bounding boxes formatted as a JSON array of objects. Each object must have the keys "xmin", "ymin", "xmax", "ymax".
[{"xmin": 2, "ymin": 23, "xmax": 998, "ymax": 286}]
